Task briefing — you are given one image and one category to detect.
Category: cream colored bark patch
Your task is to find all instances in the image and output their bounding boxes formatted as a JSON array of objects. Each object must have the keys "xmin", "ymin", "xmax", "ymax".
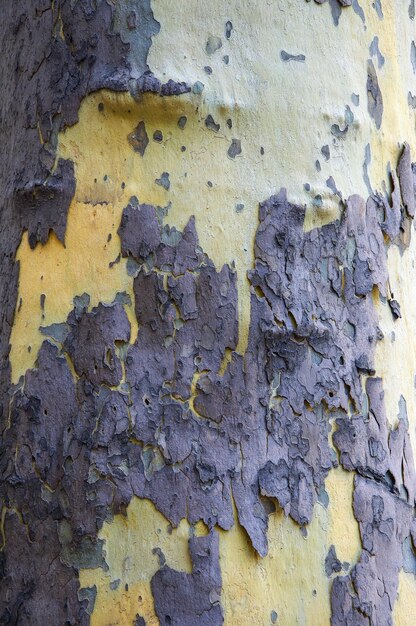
[
  {"xmin": 149, "ymin": 0, "xmax": 416, "ymax": 230},
  {"xmin": 374, "ymin": 236, "xmax": 416, "ymax": 452}
]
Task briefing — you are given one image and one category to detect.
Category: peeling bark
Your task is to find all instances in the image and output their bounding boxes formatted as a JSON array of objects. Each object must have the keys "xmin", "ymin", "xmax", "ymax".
[{"xmin": 3, "ymin": 2, "xmax": 416, "ymax": 625}]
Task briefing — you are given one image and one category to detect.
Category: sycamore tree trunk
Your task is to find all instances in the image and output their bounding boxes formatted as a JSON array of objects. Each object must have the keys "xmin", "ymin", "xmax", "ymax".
[{"xmin": 2, "ymin": 1, "xmax": 416, "ymax": 625}]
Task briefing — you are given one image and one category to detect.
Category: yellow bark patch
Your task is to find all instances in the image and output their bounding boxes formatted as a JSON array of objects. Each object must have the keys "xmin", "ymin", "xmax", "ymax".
[
  {"xmin": 58, "ymin": 89, "xmax": 258, "ymax": 355},
  {"xmin": 10, "ymin": 200, "xmax": 137, "ymax": 383},
  {"xmin": 394, "ymin": 571, "xmax": 416, "ymax": 626},
  {"xmin": 326, "ymin": 466, "xmax": 361, "ymax": 566},
  {"xmin": 219, "ymin": 505, "xmax": 331, "ymax": 625},
  {"xmin": 79, "ymin": 498, "xmax": 192, "ymax": 626},
  {"xmin": 219, "ymin": 468, "xmax": 360, "ymax": 625}
]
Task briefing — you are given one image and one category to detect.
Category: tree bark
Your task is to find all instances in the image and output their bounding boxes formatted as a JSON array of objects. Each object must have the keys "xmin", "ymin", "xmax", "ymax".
[{"xmin": 2, "ymin": 1, "xmax": 416, "ymax": 625}]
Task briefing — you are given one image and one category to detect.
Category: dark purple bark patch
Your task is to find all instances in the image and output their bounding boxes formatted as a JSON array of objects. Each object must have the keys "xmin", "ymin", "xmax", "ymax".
[
  {"xmin": 0, "ymin": 2, "xmax": 162, "ymax": 622},
  {"xmin": 118, "ymin": 199, "xmax": 162, "ymax": 261},
  {"xmin": 0, "ymin": 511, "xmax": 89, "ymax": 626},
  {"xmin": 128, "ymin": 121, "xmax": 149, "ymax": 156},
  {"xmin": 331, "ymin": 477, "xmax": 413, "ymax": 626},
  {"xmin": 151, "ymin": 532, "xmax": 223, "ymax": 626},
  {"xmin": 332, "ymin": 374, "xmax": 416, "ymax": 624},
  {"xmin": 113, "ymin": 186, "xmax": 391, "ymax": 557},
  {"xmin": 14, "ymin": 158, "xmax": 76, "ymax": 248},
  {"xmin": 64, "ymin": 301, "xmax": 130, "ymax": 388}
]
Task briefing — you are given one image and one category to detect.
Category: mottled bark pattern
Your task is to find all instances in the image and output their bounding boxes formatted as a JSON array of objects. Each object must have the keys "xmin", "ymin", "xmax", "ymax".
[{"xmin": 2, "ymin": 1, "xmax": 416, "ymax": 625}]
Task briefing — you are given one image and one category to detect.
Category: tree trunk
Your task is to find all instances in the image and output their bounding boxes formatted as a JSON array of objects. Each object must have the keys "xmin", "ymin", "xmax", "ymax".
[{"xmin": 2, "ymin": 1, "xmax": 416, "ymax": 624}]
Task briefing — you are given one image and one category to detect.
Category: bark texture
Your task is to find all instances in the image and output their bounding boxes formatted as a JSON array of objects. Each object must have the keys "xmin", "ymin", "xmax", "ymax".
[{"xmin": 2, "ymin": 1, "xmax": 416, "ymax": 625}]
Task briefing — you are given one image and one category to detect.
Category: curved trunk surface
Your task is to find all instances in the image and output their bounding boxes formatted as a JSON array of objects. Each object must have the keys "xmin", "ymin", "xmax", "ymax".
[{"xmin": 2, "ymin": 1, "xmax": 416, "ymax": 624}]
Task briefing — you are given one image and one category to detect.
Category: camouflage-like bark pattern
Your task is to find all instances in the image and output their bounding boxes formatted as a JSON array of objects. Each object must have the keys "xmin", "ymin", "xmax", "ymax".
[{"xmin": 2, "ymin": 1, "xmax": 416, "ymax": 625}]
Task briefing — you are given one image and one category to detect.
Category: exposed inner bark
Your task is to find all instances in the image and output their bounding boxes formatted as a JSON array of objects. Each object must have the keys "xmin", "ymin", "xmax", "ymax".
[{"xmin": 2, "ymin": 2, "xmax": 416, "ymax": 626}]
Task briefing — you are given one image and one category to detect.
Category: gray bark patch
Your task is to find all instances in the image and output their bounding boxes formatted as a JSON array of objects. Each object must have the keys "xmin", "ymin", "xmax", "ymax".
[
  {"xmin": 227, "ymin": 139, "xmax": 242, "ymax": 158},
  {"xmin": 325, "ymin": 545, "xmax": 342, "ymax": 576},
  {"xmin": 205, "ymin": 115, "xmax": 220, "ymax": 132},
  {"xmin": 352, "ymin": 0, "xmax": 366, "ymax": 24},
  {"xmin": 370, "ymin": 36, "xmax": 385, "ymax": 68},
  {"xmin": 206, "ymin": 35, "xmax": 223, "ymax": 55},
  {"xmin": 155, "ymin": 172, "xmax": 171, "ymax": 190},
  {"xmin": 280, "ymin": 50, "xmax": 306, "ymax": 62},
  {"xmin": 411, "ymin": 41, "xmax": 416, "ymax": 73},
  {"xmin": 372, "ymin": 0, "xmax": 384, "ymax": 19},
  {"xmin": 367, "ymin": 60, "xmax": 383, "ymax": 129}
]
